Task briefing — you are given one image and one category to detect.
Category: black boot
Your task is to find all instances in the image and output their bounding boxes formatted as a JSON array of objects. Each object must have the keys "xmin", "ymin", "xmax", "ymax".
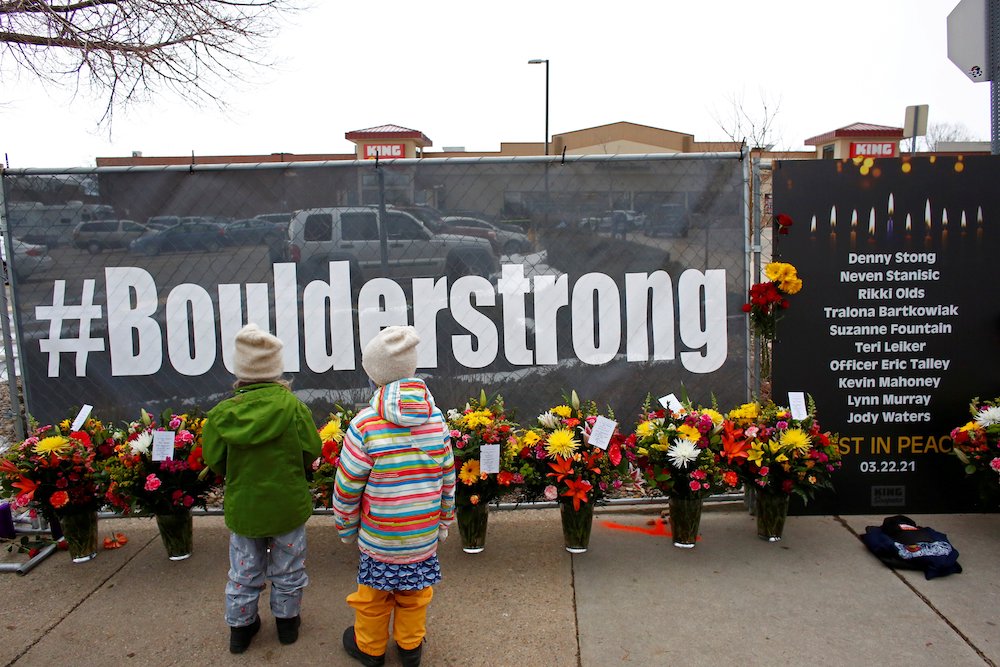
[
  {"xmin": 276, "ymin": 615, "xmax": 301, "ymax": 645},
  {"xmin": 229, "ymin": 616, "xmax": 260, "ymax": 654},
  {"xmin": 398, "ymin": 640, "xmax": 424, "ymax": 667},
  {"xmin": 342, "ymin": 626, "xmax": 385, "ymax": 666}
]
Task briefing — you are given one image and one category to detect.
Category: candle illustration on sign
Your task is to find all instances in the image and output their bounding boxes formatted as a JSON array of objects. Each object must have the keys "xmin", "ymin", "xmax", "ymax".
[
  {"xmin": 850, "ymin": 209, "xmax": 858, "ymax": 250},
  {"xmin": 868, "ymin": 207, "xmax": 876, "ymax": 244},
  {"xmin": 941, "ymin": 208, "xmax": 948, "ymax": 249},
  {"xmin": 887, "ymin": 193, "xmax": 894, "ymax": 240},
  {"xmin": 977, "ymin": 206, "xmax": 984, "ymax": 242},
  {"xmin": 904, "ymin": 213, "xmax": 912, "ymax": 250},
  {"xmin": 810, "ymin": 214, "xmax": 816, "ymax": 245},
  {"xmin": 830, "ymin": 205, "xmax": 837, "ymax": 251},
  {"xmin": 924, "ymin": 199, "xmax": 933, "ymax": 249}
]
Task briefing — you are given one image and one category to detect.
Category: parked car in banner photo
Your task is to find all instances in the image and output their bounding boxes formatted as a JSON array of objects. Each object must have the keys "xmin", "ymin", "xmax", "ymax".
[
  {"xmin": 643, "ymin": 204, "xmax": 691, "ymax": 238},
  {"xmin": 2, "ymin": 235, "xmax": 53, "ymax": 282},
  {"xmin": 224, "ymin": 218, "xmax": 286, "ymax": 246},
  {"xmin": 440, "ymin": 216, "xmax": 533, "ymax": 255},
  {"xmin": 128, "ymin": 220, "xmax": 229, "ymax": 255},
  {"xmin": 72, "ymin": 219, "xmax": 155, "ymax": 254}
]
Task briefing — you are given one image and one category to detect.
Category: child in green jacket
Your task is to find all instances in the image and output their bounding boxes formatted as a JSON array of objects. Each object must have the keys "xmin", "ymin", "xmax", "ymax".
[{"xmin": 202, "ymin": 323, "xmax": 322, "ymax": 654}]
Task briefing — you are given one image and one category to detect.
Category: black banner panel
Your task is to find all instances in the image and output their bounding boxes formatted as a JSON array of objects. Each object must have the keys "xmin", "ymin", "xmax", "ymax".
[
  {"xmin": 773, "ymin": 156, "xmax": 1000, "ymax": 513},
  {"xmin": 3, "ymin": 156, "xmax": 748, "ymax": 430}
]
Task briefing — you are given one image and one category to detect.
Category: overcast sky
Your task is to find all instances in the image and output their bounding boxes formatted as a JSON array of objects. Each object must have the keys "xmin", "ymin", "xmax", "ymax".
[{"xmin": 0, "ymin": 0, "xmax": 991, "ymax": 168}]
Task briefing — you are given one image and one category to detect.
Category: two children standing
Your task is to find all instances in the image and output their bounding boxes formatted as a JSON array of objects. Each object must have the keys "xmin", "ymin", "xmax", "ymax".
[{"xmin": 203, "ymin": 324, "xmax": 455, "ymax": 667}]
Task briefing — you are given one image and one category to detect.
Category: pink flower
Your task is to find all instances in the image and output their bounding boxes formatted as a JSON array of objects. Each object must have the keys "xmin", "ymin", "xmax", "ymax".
[
  {"xmin": 759, "ymin": 466, "xmax": 770, "ymax": 476},
  {"xmin": 176, "ymin": 430, "xmax": 194, "ymax": 444},
  {"xmin": 144, "ymin": 474, "xmax": 161, "ymax": 491},
  {"xmin": 745, "ymin": 426, "xmax": 759, "ymax": 439},
  {"xmin": 689, "ymin": 480, "xmax": 701, "ymax": 491},
  {"xmin": 775, "ymin": 421, "xmax": 788, "ymax": 430},
  {"xmin": 691, "ymin": 469, "xmax": 706, "ymax": 480},
  {"xmin": 990, "ymin": 457, "xmax": 1000, "ymax": 474},
  {"xmin": 169, "ymin": 416, "xmax": 182, "ymax": 430},
  {"xmin": 612, "ymin": 479, "xmax": 622, "ymax": 489},
  {"xmin": 543, "ymin": 485, "xmax": 558, "ymax": 501},
  {"xmin": 183, "ymin": 495, "xmax": 194, "ymax": 507},
  {"xmin": 450, "ymin": 429, "xmax": 461, "ymax": 439}
]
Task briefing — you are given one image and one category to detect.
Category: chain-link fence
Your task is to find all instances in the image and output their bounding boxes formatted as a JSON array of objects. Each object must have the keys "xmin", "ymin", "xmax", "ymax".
[{"xmin": 1, "ymin": 153, "xmax": 754, "ymax": 432}]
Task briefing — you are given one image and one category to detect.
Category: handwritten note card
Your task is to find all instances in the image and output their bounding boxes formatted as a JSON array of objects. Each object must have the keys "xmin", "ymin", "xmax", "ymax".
[
  {"xmin": 658, "ymin": 394, "xmax": 683, "ymax": 414},
  {"xmin": 70, "ymin": 404, "xmax": 93, "ymax": 432},
  {"xmin": 588, "ymin": 416, "xmax": 617, "ymax": 450},
  {"xmin": 151, "ymin": 431, "xmax": 175, "ymax": 461},
  {"xmin": 788, "ymin": 392, "xmax": 808, "ymax": 420},
  {"xmin": 479, "ymin": 443, "xmax": 500, "ymax": 474}
]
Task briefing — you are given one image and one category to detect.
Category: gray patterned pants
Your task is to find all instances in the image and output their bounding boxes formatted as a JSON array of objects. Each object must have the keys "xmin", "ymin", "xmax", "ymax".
[{"xmin": 225, "ymin": 524, "xmax": 308, "ymax": 627}]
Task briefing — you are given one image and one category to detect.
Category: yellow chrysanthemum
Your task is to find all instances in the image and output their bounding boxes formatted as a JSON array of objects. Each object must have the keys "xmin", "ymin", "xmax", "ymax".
[
  {"xmin": 59, "ymin": 419, "xmax": 72, "ymax": 431},
  {"xmin": 779, "ymin": 428, "xmax": 811, "ymax": 452},
  {"xmin": 462, "ymin": 409, "xmax": 494, "ymax": 429},
  {"xmin": 959, "ymin": 421, "xmax": 979, "ymax": 433},
  {"xmin": 522, "ymin": 431, "xmax": 541, "ymax": 446},
  {"xmin": 319, "ymin": 416, "xmax": 344, "ymax": 443},
  {"xmin": 33, "ymin": 436, "xmax": 70, "ymax": 455},
  {"xmin": 728, "ymin": 403, "xmax": 759, "ymax": 421},
  {"xmin": 779, "ymin": 276, "xmax": 802, "ymax": 294},
  {"xmin": 677, "ymin": 424, "xmax": 701, "ymax": 442},
  {"xmin": 636, "ymin": 420, "xmax": 656, "ymax": 438},
  {"xmin": 551, "ymin": 405, "xmax": 572, "ymax": 418},
  {"xmin": 459, "ymin": 460, "xmax": 481, "ymax": 485},
  {"xmin": 545, "ymin": 429, "xmax": 579, "ymax": 458}
]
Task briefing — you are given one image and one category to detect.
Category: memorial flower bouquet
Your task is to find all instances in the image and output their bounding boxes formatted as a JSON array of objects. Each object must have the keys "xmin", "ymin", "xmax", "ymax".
[
  {"xmin": 0, "ymin": 422, "xmax": 106, "ymax": 515},
  {"xmin": 104, "ymin": 409, "xmax": 220, "ymax": 515},
  {"xmin": 311, "ymin": 407, "xmax": 354, "ymax": 508},
  {"xmin": 446, "ymin": 390, "xmax": 521, "ymax": 507},
  {"xmin": 527, "ymin": 391, "xmax": 637, "ymax": 510},
  {"xmin": 633, "ymin": 399, "xmax": 739, "ymax": 499},
  {"xmin": 726, "ymin": 400, "xmax": 841, "ymax": 502},
  {"xmin": 950, "ymin": 397, "xmax": 1000, "ymax": 492},
  {"xmin": 743, "ymin": 261, "xmax": 803, "ymax": 381}
]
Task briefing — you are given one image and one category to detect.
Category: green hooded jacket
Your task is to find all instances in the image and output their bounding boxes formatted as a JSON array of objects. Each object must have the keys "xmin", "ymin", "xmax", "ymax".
[{"xmin": 202, "ymin": 383, "xmax": 322, "ymax": 538}]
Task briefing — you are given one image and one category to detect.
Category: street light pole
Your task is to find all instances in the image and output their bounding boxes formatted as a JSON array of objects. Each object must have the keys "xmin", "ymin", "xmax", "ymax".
[{"xmin": 528, "ymin": 59, "xmax": 549, "ymax": 155}]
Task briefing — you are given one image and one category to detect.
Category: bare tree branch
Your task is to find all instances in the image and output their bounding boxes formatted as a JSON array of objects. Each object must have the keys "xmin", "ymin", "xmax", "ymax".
[
  {"xmin": 711, "ymin": 89, "xmax": 784, "ymax": 150},
  {"xmin": 0, "ymin": 0, "xmax": 296, "ymax": 125},
  {"xmin": 924, "ymin": 121, "xmax": 981, "ymax": 151}
]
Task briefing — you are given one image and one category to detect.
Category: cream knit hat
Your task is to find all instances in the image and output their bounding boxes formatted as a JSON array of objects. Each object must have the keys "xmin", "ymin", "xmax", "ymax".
[
  {"xmin": 233, "ymin": 323, "xmax": 284, "ymax": 382},
  {"xmin": 362, "ymin": 325, "xmax": 420, "ymax": 386}
]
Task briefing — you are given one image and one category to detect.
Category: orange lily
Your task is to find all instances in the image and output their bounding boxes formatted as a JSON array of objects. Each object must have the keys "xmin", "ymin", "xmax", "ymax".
[
  {"xmin": 12, "ymin": 476, "xmax": 38, "ymax": 503},
  {"xmin": 580, "ymin": 450, "xmax": 602, "ymax": 475},
  {"xmin": 547, "ymin": 456, "xmax": 574, "ymax": 484},
  {"xmin": 0, "ymin": 458, "xmax": 21, "ymax": 475},
  {"xmin": 103, "ymin": 533, "xmax": 128, "ymax": 550},
  {"xmin": 721, "ymin": 422, "xmax": 751, "ymax": 465},
  {"xmin": 561, "ymin": 477, "xmax": 593, "ymax": 511}
]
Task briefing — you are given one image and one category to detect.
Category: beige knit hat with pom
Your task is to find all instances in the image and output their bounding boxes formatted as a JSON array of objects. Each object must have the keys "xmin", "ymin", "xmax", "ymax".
[
  {"xmin": 362, "ymin": 325, "xmax": 420, "ymax": 386},
  {"xmin": 233, "ymin": 323, "xmax": 284, "ymax": 382}
]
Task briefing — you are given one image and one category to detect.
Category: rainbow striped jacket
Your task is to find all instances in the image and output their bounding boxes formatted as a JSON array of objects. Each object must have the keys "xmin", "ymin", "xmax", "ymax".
[{"xmin": 333, "ymin": 378, "xmax": 456, "ymax": 564}]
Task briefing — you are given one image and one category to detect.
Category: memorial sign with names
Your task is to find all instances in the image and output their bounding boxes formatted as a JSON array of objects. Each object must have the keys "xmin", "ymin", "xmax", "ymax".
[{"xmin": 772, "ymin": 156, "xmax": 1000, "ymax": 513}]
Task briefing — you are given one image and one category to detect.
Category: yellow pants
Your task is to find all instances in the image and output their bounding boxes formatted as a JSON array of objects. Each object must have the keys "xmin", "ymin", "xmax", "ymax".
[{"xmin": 347, "ymin": 584, "xmax": 434, "ymax": 655}]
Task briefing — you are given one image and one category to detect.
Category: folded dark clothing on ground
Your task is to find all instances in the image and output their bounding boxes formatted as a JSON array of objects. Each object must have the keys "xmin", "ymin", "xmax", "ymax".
[{"xmin": 859, "ymin": 515, "xmax": 962, "ymax": 580}]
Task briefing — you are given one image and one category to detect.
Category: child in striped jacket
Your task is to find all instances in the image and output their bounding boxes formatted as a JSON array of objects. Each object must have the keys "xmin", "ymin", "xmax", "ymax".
[{"xmin": 334, "ymin": 325, "xmax": 455, "ymax": 667}]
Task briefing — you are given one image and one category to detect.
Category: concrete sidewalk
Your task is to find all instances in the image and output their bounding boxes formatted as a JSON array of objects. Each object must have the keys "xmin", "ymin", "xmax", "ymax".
[{"xmin": 2, "ymin": 506, "xmax": 997, "ymax": 666}]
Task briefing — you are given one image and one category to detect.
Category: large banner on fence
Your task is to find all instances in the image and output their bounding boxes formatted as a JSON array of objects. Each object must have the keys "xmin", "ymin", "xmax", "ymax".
[
  {"xmin": 773, "ymin": 155, "xmax": 1000, "ymax": 513},
  {"xmin": 3, "ymin": 156, "xmax": 749, "ymax": 429}
]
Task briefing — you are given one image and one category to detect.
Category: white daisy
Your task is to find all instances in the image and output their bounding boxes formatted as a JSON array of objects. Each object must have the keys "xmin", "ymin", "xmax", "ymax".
[
  {"xmin": 447, "ymin": 408, "xmax": 462, "ymax": 422},
  {"xmin": 666, "ymin": 438, "xmax": 700, "ymax": 469},
  {"xmin": 130, "ymin": 430, "xmax": 153, "ymax": 456},
  {"xmin": 975, "ymin": 406, "xmax": 1000, "ymax": 428}
]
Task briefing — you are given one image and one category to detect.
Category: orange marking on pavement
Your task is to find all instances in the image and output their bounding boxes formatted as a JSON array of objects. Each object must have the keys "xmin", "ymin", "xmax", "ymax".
[{"xmin": 599, "ymin": 517, "xmax": 701, "ymax": 541}]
